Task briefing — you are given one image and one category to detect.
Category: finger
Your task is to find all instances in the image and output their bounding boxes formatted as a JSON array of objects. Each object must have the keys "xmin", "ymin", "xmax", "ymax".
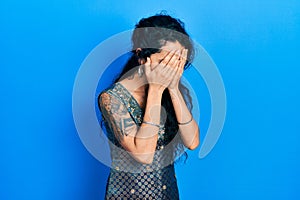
[
  {"xmin": 179, "ymin": 48, "xmax": 184, "ymax": 58},
  {"xmin": 183, "ymin": 49, "xmax": 188, "ymax": 67},
  {"xmin": 161, "ymin": 50, "xmax": 180, "ymax": 76},
  {"xmin": 175, "ymin": 52, "xmax": 184, "ymax": 77},
  {"xmin": 168, "ymin": 61, "xmax": 181, "ymax": 87},
  {"xmin": 184, "ymin": 49, "xmax": 188, "ymax": 62},
  {"xmin": 144, "ymin": 57, "xmax": 151, "ymax": 75},
  {"xmin": 167, "ymin": 59, "xmax": 180, "ymax": 77},
  {"xmin": 168, "ymin": 50, "xmax": 181, "ymax": 69},
  {"xmin": 153, "ymin": 51, "xmax": 176, "ymax": 73},
  {"xmin": 174, "ymin": 59, "xmax": 182, "ymax": 77},
  {"xmin": 160, "ymin": 49, "xmax": 176, "ymax": 68},
  {"xmin": 178, "ymin": 61, "xmax": 184, "ymax": 77},
  {"xmin": 168, "ymin": 49, "xmax": 183, "ymax": 74},
  {"xmin": 179, "ymin": 49, "xmax": 188, "ymax": 70},
  {"xmin": 176, "ymin": 49, "xmax": 183, "ymax": 68},
  {"xmin": 162, "ymin": 53, "xmax": 179, "ymax": 75}
]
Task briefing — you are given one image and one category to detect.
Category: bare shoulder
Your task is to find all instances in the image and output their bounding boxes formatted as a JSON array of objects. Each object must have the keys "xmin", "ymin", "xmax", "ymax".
[{"xmin": 98, "ymin": 90, "xmax": 128, "ymax": 116}]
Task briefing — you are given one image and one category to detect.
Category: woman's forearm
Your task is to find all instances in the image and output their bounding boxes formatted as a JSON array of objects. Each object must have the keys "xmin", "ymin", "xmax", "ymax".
[
  {"xmin": 132, "ymin": 85, "xmax": 164, "ymax": 163},
  {"xmin": 169, "ymin": 87, "xmax": 200, "ymax": 150}
]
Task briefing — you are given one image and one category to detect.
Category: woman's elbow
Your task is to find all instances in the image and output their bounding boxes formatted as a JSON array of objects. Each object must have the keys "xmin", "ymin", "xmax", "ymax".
[
  {"xmin": 187, "ymin": 139, "xmax": 200, "ymax": 150},
  {"xmin": 187, "ymin": 128, "xmax": 200, "ymax": 150}
]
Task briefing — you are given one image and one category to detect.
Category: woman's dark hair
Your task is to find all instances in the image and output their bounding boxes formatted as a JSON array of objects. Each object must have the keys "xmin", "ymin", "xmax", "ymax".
[
  {"xmin": 113, "ymin": 13, "xmax": 194, "ymax": 162},
  {"xmin": 117, "ymin": 14, "xmax": 195, "ymax": 81}
]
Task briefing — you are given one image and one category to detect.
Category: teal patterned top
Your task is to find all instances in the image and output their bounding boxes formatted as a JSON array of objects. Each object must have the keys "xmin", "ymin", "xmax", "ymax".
[{"xmin": 99, "ymin": 82, "xmax": 180, "ymax": 199}]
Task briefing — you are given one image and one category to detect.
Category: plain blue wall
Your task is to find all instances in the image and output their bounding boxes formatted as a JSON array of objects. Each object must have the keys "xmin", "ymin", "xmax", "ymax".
[{"xmin": 1, "ymin": 0, "xmax": 299, "ymax": 199}]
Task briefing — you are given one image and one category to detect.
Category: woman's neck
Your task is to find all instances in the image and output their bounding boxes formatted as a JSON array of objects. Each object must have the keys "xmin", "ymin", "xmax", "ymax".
[{"xmin": 119, "ymin": 72, "xmax": 148, "ymax": 98}]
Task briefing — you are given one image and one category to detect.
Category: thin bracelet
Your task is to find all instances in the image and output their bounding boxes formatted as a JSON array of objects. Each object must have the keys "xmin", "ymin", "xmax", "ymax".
[
  {"xmin": 178, "ymin": 116, "xmax": 193, "ymax": 125},
  {"xmin": 142, "ymin": 121, "xmax": 161, "ymax": 128}
]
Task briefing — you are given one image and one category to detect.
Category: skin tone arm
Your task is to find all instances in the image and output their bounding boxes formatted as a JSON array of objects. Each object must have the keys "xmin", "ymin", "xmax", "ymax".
[
  {"xmin": 168, "ymin": 49, "xmax": 200, "ymax": 150},
  {"xmin": 99, "ymin": 50, "xmax": 179, "ymax": 164}
]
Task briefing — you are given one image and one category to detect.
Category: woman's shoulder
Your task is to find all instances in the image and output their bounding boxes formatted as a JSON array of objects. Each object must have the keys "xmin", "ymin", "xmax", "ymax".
[
  {"xmin": 98, "ymin": 83, "xmax": 127, "ymax": 114},
  {"xmin": 98, "ymin": 82, "xmax": 129, "ymax": 107},
  {"xmin": 98, "ymin": 82, "xmax": 120, "ymax": 99}
]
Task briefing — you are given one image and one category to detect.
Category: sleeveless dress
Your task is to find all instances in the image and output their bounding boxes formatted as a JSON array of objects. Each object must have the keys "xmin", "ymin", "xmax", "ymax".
[{"xmin": 100, "ymin": 82, "xmax": 180, "ymax": 200}]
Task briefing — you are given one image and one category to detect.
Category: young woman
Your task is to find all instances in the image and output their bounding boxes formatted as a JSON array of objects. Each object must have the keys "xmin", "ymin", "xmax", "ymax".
[{"xmin": 98, "ymin": 13, "xmax": 200, "ymax": 200}]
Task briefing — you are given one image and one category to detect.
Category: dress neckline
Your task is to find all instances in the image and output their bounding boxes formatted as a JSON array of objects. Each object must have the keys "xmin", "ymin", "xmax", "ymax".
[{"xmin": 115, "ymin": 82, "xmax": 144, "ymax": 111}]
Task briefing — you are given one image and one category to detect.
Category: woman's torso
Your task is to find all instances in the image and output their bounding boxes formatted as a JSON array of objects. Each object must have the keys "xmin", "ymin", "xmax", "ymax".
[{"xmin": 102, "ymin": 82, "xmax": 180, "ymax": 200}]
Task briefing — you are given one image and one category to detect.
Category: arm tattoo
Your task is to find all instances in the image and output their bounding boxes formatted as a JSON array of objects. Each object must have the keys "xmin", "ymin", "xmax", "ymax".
[{"xmin": 99, "ymin": 92, "xmax": 136, "ymax": 142}]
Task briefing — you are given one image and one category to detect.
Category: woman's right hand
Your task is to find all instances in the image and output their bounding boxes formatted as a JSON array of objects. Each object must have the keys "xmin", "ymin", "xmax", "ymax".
[{"xmin": 144, "ymin": 50, "xmax": 180, "ymax": 91}]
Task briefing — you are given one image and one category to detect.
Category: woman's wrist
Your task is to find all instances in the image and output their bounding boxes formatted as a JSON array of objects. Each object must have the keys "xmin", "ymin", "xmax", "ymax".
[
  {"xmin": 168, "ymin": 83, "xmax": 179, "ymax": 91},
  {"xmin": 178, "ymin": 115, "xmax": 193, "ymax": 125},
  {"xmin": 168, "ymin": 86, "xmax": 180, "ymax": 97},
  {"xmin": 148, "ymin": 84, "xmax": 165, "ymax": 94}
]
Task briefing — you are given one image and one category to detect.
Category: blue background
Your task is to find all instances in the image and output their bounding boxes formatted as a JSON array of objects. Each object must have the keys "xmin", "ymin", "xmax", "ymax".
[{"xmin": 1, "ymin": 0, "xmax": 299, "ymax": 199}]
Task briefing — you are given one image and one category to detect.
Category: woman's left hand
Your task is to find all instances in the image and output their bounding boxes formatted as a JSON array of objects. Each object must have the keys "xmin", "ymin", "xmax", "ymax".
[{"xmin": 168, "ymin": 49, "xmax": 188, "ymax": 90}]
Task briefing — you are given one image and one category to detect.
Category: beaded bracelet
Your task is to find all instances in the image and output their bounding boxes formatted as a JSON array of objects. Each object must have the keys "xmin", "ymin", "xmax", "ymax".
[{"xmin": 178, "ymin": 116, "xmax": 193, "ymax": 125}]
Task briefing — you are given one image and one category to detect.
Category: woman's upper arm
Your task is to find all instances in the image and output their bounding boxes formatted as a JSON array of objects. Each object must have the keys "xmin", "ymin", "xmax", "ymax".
[{"xmin": 98, "ymin": 92, "xmax": 138, "ymax": 151}]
